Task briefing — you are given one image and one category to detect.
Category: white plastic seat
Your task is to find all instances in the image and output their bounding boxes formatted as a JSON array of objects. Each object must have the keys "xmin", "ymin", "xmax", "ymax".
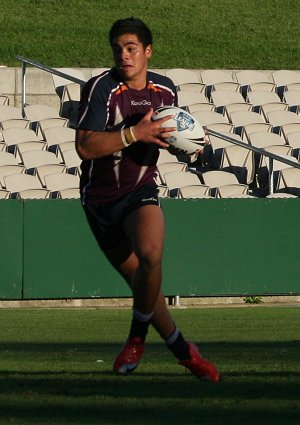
[
  {"xmin": 210, "ymin": 90, "xmax": 247, "ymax": 114},
  {"xmin": 247, "ymin": 90, "xmax": 282, "ymax": 107},
  {"xmin": 165, "ymin": 69, "xmax": 204, "ymax": 92},
  {"xmin": 282, "ymin": 91, "xmax": 300, "ymax": 113},
  {"xmin": 235, "ymin": 70, "xmax": 276, "ymax": 96},
  {"xmin": 60, "ymin": 148, "xmax": 82, "ymax": 170},
  {"xmin": 0, "ymin": 151, "xmax": 19, "ymax": 166},
  {"xmin": 24, "ymin": 104, "xmax": 60, "ymax": 125},
  {"xmin": 266, "ymin": 110, "xmax": 300, "ymax": 134},
  {"xmin": 58, "ymin": 188, "xmax": 80, "ymax": 199},
  {"xmin": 266, "ymin": 192, "xmax": 298, "ymax": 198},
  {"xmin": 200, "ymin": 70, "xmax": 240, "ymax": 98},
  {"xmin": 272, "ymin": 70, "xmax": 300, "ymax": 97},
  {"xmin": 36, "ymin": 117, "xmax": 69, "ymax": 138},
  {"xmin": 0, "ymin": 105, "xmax": 23, "ymax": 122},
  {"xmin": 4, "ymin": 173, "xmax": 43, "ymax": 194},
  {"xmin": 192, "ymin": 110, "xmax": 229, "ymax": 127},
  {"xmin": 157, "ymin": 162, "xmax": 188, "ymax": 185},
  {"xmin": 2, "ymin": 128, "xmax": 42, "ymax": 146},
  {"xmin": 248, "ymin": 132, "xmax": 286, "ymax": 149},
  {"xmin": 0, "ymin": 165, "xmax": 25, "ymax": 188},
  {"xmin": 163, "ymin": 170, "xmax": 202, "ymax": 197},
  {"xmin": 229, "ymin": 110, "xmax": 266, "ymax": 137},
  {"xmin": 201, "ymin": 170, "xmax": 248, "ymax": 198},
  {"xmin": 221, "ymin": 145, "xmax": 255, "ymax": 185},
  {"xmin": 284, "ymin": 131, "xmax": 300, "ymax": 153},
  {"xmin": 187, "ymin": 103, "xmax": 215, "ymax": 113},
  {"xmin": 44, "ymin": 172, "xmax": 80, "ymax": 191},
  {"xmin": 16, "ymin": 189, "xmax": 51, "ymax": 199},
  {"xmin": 276, "ymin": 167, "xmax": 300, "ymax": 195},
  {"xmin": 178, "ymin": 184, "xmax": 211, "ymax": 199},
  {"xmin": 43, "ymin": 126, "xmax": 76, "ymax": 148},
  {"xmin": 0, "ymin": 118, "xmax": 31, "ymax": 130},
  {"xmin": 157, "ymin": 149, "xmax": 179, "ymax": 164},
  {"xmin": 177, "ymin": 91, "xmax": 210, "ymax": 108}
]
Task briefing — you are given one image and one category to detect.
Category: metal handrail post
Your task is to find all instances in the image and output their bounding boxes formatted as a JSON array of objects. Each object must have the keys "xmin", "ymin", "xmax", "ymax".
[
  {"xmin": 21, "ymin": 61, "xmax": 27, "ymax": 117},
  {"xmin": 268, "ymin": 157, "xmax": 274, "ymax": 195}
]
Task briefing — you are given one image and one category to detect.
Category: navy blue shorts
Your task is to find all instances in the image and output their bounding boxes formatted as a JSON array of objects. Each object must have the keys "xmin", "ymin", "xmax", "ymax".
[{"xmin": 83, "ymin": 184, "xmax": 160, "ymax": 251}]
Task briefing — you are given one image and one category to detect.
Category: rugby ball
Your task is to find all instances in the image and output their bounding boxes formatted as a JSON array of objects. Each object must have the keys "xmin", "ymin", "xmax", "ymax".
[{"xmin": 152, "ymin": 106, "xmax": 205, "ymax": 154}]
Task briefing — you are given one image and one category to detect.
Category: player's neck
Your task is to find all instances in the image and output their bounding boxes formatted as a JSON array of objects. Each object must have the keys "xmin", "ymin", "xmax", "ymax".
[{"xmin": 125, "ymin": 71, "xmax": 148, "ymax": 90}]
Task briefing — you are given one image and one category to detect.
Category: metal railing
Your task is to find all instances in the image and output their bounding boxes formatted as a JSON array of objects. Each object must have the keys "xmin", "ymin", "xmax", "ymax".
[{"xmin": 16, "ymin": 55, "xmax": 300, "ymax": 195}]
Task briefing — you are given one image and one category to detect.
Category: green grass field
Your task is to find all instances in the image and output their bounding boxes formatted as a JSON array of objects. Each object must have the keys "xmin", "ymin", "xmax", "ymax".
[
  {"xmin": 0, "ymin": 307, "xmax": 299, "ymax": 425},
  {"xmin": 1, "ymin": 0, "xmax": 299, "ymax": 69}
]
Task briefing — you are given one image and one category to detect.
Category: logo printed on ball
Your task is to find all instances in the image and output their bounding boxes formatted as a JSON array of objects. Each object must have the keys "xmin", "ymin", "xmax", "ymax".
[{"xmin": 175, "ymin": 112, "xmax": 195, "ymax": 132}]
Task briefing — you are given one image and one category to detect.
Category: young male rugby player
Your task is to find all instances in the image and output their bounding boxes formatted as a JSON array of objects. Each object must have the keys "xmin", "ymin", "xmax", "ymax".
[{"xmin": 75, "ymin": 17, "xmax": 219, "ymax": 382}]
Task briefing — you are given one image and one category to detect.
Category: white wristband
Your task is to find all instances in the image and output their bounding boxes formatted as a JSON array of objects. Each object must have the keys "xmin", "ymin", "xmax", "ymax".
[{"xmin": 120, "ymin": 128, "xmax": 130, "ymax": 147}]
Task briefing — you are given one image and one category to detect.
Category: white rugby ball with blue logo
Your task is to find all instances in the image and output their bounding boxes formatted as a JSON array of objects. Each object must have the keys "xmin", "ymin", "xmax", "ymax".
[{"xmin": 152, "ymin": 106, "xmax": 205, "ymax": 154}]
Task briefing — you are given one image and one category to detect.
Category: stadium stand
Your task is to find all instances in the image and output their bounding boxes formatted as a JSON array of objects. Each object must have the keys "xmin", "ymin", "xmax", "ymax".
[{"xmin": 1, "ymin": 62, "xmax": 300, "ymax": 200}]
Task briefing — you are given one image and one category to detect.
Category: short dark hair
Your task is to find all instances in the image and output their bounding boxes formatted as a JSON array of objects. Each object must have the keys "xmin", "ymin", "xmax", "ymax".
[{"xmin": 109, "ymin": 17, "xmax": 153, "ymax": 48}]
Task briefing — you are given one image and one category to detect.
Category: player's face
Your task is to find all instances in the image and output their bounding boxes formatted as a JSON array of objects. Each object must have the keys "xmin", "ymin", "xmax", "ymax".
[{"xmin": 112, "ymin": 33, "xmax": 152, "ymax": 89}]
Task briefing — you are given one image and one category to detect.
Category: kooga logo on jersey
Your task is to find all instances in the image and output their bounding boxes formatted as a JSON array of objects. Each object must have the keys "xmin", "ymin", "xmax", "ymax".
[{"xmin": 131, "ymin": 100, "xmax": 151, "ymax": 106}]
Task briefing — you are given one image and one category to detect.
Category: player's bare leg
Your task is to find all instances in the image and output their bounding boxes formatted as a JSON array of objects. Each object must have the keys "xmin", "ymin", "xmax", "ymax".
[{"xmin": 105, "ymin": 206, "xmax": 219, "ymax": 381}]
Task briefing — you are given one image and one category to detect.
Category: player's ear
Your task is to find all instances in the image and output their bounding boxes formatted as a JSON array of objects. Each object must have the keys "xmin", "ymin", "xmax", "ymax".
[{"xmin": 145, "ymin": 44, "xmax": 152, "ymax": 58}]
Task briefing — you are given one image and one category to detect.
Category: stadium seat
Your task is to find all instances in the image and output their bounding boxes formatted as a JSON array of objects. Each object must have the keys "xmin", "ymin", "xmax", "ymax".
[
  {"xmin": 157, "ymin": 149, "xmax": 179, "ymax": 164},
  {"xmin": 3, "ymin": 173, "xmax": 47, "ymax": 198},
  {"xmin": 228, "ymin": 110, "xmax": 267, "ymax": 137},
  {"xmin": 210, "ymin": 90, "xmax": 248, "ymax": 114},
  {"xmin": 0, "ymin": 105, "xmax": 23, "ymax": 122},
  {"xmin": 177, "ymin": 90, "xmax": 211, "ymax": 109},
  {"xmin": 24, "ymin": 104, "xmax": 61, "ymax": 133},
  {"xmin": 276, "ymin": 167, "xmax": 300, "ymax": 195},
  {"xmin": 178, "ymin": 184, "xmax": 212, "ymax": 199},
  {"xmin": 157, "ymin": 162, "xmax": 188, "ymax": 185},
  {"xmin": 165, "ymin": 68, "xmax": 204, "ymax": 92},
  {"xmin": 282, "ymin": 91, "xmax": 300, "ymax": 113},
  {"xmin": 0, "ymin": 118, "xmax": 31, "ymax": 130},
  {"xmin": 272, "ymin": 70, "xmax": 300, "ymax": 98},
  {"xmin": 58, "ymin": 188, "xmax": 80, "ymax": 199},
  {"xmin": 192, "ymin": 110, "xmax": 229, "ymax": 127},
  {"xmin": 284, "ymin": 131, "xmax": 300, "ymax": 158},
  {"xmin": 265, "ymin": 110, "xmax": 300, "ymax": 134},
  {"xmin": 44, "ymin": 172, "xmax": 80, "ymax": 192},
  {"xmin": 163, "ymin": 170, "xmax": 202, "ymax": 197},
  {"xmin": 60, "ymin": 148, "xmax": 81, "ymax": 173},
  {"xmin": 201, "ymin": 170, "xmax": 249, "ymax": 198},
  {"xmin": 234, "ymin": 70, "xmax": 276, "ymax": 97},
  {"xmin": 20, "ymin": 150, "xmax": 66, "ymax": 186},
  {"xmin": 0, "ymin": 165, "xmax": 25, "ymax": 188},
  {"xmin": 208, "ymin": 131, "xmax": 244, "ymax": 169},
  {"xmin": 0, "ymin": 151, "xmax": 20, "ymax": 166},
  {"xmin": 91, "ymin": 68, "xmax": 110, "ymax": 77},
  {"xmin": 200, "ymin": 70, "xmax": 240, "ymax": 98},
  {"xmin": 266, "ymin": 192, "xmax": 298, "ymax": 198},
  {"xmin": 248, "ymin": 132, "xmax": 286, "ymax": 149},
  {"xmin": 221, "ymin": 144, "xmax": 255, "ymax": 185}
]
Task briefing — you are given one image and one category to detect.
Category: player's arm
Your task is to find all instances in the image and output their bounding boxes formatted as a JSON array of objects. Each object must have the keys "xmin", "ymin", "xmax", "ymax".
[{"xmin": 76, "ymin": 109, "xmax": 175, "ymax": 160}]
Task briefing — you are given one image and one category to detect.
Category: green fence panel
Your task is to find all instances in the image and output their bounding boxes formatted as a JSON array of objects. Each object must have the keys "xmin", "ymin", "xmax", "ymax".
[
  {"xmin": 0, "ymin": 200, "xmax": 23, "ymax": 299},
  {"xmin": 6, "ymin": 197, "xmax": 300, "ymax": 300},
  {"xmin": 23, "ymin": 200, "xmax": 129, "ymax": 299},
  {"xmin": 162, "ymin": 198, "xmax": 300, "ymax": 296}
]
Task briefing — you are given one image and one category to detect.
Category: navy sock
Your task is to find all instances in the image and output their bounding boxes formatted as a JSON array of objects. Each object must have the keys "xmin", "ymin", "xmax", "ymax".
[
  {"xmin": 166, "ymin": 328, "xmax": 190, "ymax": 361},
  {"xmin": 129, "ymin": 310, "xmax": 153, "ymax": 342}
]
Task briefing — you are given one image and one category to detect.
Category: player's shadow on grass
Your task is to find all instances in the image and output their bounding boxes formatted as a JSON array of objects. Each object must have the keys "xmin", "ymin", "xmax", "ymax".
[{"xmin": 0, "ymin": 340, "xmax": 299, "ymax": 425}]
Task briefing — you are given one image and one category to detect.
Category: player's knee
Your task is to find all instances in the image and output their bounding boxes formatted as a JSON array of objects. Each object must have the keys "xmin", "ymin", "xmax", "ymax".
[{"xmin": 137, "ymin": 247, "xmax": 162, "ymax": 271}]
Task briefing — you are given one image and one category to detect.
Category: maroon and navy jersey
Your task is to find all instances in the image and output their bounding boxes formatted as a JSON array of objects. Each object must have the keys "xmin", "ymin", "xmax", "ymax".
[{"xmin": 77, "ymin": 68, "xmax": 177, "ymax": 205}]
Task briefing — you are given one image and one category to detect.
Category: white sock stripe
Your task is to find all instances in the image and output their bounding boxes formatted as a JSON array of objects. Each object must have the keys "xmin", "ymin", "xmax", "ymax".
[
  {"xmin": 166, "ymin": 328, "xmax": 179, "ymax": 345},
  {"xmin": 133, "ymin": 309, "xmax": 154, "ymax": 322}
]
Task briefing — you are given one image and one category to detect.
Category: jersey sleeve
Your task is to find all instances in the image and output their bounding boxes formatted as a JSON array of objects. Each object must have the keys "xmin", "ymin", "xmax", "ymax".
[{"xmin": 77, "ymin": 77, "xmax": 109, "ymax": 131}]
